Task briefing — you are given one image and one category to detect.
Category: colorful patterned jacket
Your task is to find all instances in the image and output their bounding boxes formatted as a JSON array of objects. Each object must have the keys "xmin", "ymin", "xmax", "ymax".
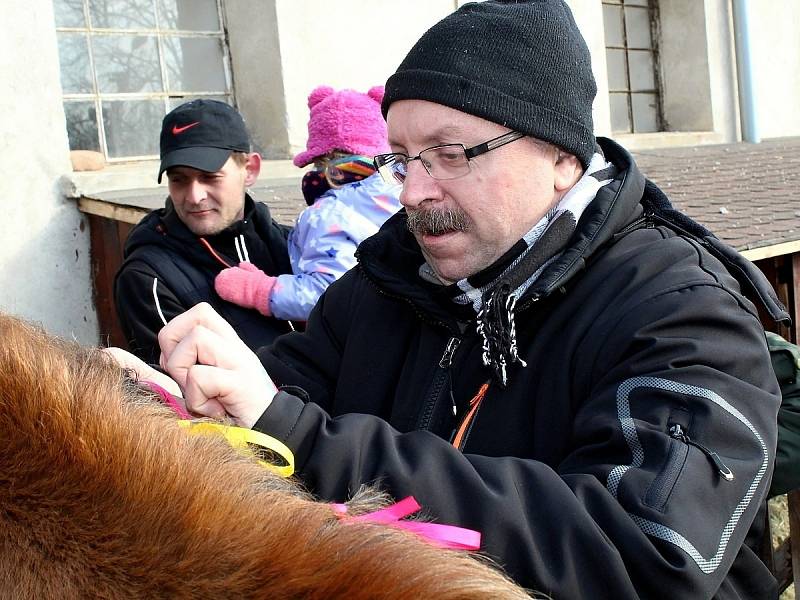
[{"xmin": 269, "ymin": 173, "xmax": 400, "ymax": 321}]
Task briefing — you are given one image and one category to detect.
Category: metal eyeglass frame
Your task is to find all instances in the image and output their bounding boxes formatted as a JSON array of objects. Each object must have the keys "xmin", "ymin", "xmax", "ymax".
[{"xmin": 373, "ymin": 130, "xmax": 525, "ymax": 184}]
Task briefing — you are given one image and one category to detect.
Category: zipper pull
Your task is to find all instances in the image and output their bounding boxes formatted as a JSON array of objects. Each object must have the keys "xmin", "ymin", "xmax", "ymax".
[
  {"xmin": 439, "ymin": 337, "xmax": 461, "ymax": 369},
  {"xmin": 439, "ymin": 337, "xmax": 461, "ymax": 416},
  {"xmin": 707, "ymin": 452, "xmax": 735, "ymax": 482},
  {"xmin": 668, "ymin": 423, "xmax": 688, "ymax": 442},
  {"xmin": 669, "ymin": 424, "xmax": 734, "ymax": 481}
]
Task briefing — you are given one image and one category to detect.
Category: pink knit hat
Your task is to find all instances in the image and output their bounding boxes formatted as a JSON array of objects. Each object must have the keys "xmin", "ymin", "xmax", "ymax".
[{"xmin": 293, "ymin": 85, "xmax": 390, "ymax": 167}]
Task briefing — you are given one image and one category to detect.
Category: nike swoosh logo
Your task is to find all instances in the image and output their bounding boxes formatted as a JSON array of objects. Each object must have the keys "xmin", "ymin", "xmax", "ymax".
[{"xmin": 172, "ymin": 121, "xmax": 199, "ymax": 135}]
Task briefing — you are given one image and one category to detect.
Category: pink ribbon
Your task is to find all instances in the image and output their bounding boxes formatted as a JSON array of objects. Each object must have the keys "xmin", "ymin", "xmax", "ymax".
[
  {"xmin": 331, "ymin": 496, "xmax": 481, "ymax": 551},
  {"xmin": 141, "ymin": 380, "xmax": 192, "ymax": 420}
]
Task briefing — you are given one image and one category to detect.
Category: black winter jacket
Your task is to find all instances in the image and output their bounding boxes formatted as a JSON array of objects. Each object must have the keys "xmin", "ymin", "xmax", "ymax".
[
  {"xmin": 255, "ymin": 139, "xmax": 786, "ymax": 598},
  {"xmin": 115, "ymin": 195, "xmax": 293, "ymax": 363}
]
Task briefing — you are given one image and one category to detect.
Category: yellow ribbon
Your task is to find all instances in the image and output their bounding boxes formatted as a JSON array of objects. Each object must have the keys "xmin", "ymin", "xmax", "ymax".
[{"xmin": 178, "ymin": 421, "xmax": 295, "ymax": 478}]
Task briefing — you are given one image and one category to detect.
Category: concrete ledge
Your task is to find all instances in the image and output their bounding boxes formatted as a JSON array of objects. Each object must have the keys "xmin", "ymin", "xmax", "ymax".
[
  {"xmin": 60, "ymin": 158, "xmax": 300, "ymax": 199},
  {"xmin": 615, "ymin": 131, "xmax": 726, "ymax": 151}
]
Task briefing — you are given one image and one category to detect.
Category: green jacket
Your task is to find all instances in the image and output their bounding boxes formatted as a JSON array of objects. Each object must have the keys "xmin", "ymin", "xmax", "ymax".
[{"xmin": 767, "ymin": 331, "xmax": 800, "ymax": 497}]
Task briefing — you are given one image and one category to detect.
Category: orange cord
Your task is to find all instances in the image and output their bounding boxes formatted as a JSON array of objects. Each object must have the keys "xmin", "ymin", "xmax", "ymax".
[
  {"xmin": 199, "ymin": 237, "xmax": 232, "ymax": 268},
  {"xmin": 452, "ymin": 381, "xmax": 490, "ymax": 450},
  {"xmin": 199, "ymin": 237, "xmax": 297, "ymax": 333}
]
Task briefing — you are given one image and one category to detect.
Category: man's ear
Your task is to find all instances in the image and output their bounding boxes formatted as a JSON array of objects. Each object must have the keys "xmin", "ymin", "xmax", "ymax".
[
  {"xmin": 553, "ymin": 151, "xmax": 583, "ymax": 192},
  {"xmin": 244, "ymin": 153, "xmax": 262, "ymax": 187}
]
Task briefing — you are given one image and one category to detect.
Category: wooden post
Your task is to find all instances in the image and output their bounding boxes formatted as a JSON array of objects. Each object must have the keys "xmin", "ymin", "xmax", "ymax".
[
  {"xmin": 88, "ymin": 214, "xmax": 130, "ymax": 348},
  {"xmin": 792, "ymin": 254, "xmax": 800, "ymax": 344},
  {"xmin": 788, "ymin": 490, "xmax": 800, "ymax": 592}
]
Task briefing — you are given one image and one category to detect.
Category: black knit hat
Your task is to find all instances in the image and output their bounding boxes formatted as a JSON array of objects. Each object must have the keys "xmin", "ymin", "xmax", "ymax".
[{"xmin": 382, "ymin": 0, "xmax": 596, "ymax": 168}]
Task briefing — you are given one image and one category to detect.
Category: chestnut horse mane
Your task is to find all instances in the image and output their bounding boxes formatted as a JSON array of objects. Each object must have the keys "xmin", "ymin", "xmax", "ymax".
[{"xmin": 0, "ymin": 314, "xmax": 531, "ymax": 598}]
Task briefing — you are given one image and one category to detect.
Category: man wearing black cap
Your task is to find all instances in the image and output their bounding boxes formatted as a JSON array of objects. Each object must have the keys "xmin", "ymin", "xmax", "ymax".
[
  {"xmin": 114, "ymin": 99, "xmax": 293, "ymax": 363},
  {"xmin": 110, "ymin": 2, "xmax": 783, "ymax": 596}
]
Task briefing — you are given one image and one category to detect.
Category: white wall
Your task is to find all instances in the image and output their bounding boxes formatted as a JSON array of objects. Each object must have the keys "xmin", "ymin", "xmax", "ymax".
[
  {"xmin": 274, "ymin": 0, "xmax": 457, "ymax": 156},
  {"xmin": 659, "ymin": 0, "xmax": 715, "ymax": 132},
  {"xmin": 747, "ymin": 0, "xmax": 800, "ymax": 139},
  {"xmin": 0, "ymin": 0, "xmax": 98, "ymax": 343},
  {"xmin": 704, "ymin": 0, "xmax": 739, "ymax": 142},
  {"xmin": 566, "ymin": 0, "xmax": 612, "ymax": 137},
  {"xmin": 224, "ymin": 1, "xmax": 289, "ymax": 158}
]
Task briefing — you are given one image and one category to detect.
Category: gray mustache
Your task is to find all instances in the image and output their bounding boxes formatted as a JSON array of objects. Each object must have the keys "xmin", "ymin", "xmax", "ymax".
[{"xmin": 406, "ymin": 207, "xmax": 471, "ymax": 235}]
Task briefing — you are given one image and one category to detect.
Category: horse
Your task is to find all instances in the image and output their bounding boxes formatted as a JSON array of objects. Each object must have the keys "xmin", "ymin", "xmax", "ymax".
[{"xmin": 0, "ymin": 314, "xmax": 530, "ymax": 598}]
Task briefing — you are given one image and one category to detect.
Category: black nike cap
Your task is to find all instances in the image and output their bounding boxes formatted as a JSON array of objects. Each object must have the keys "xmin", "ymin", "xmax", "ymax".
[{"xmin": 158, "ymin": 99, "xmax": 251, "ymax": 183}]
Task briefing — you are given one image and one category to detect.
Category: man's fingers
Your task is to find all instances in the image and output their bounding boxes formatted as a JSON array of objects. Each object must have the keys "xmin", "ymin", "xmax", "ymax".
[
  {"xmin": 183, "ymin": 364, "xmax": 271, "ymax": 427},
  {"xmin": 162, "ymin": 324, "xmax": 253, "ymax": 386},
  {"xmin": 157, "ymin": 302, "xmax": 239, "ymax": 363},
  {"xmin": 183, "ymin": 364, "xmax": 238, "ymax": 413},
  {"xmin": 182, "ymin": 369, "xmax": 228, "ymax": 419}
]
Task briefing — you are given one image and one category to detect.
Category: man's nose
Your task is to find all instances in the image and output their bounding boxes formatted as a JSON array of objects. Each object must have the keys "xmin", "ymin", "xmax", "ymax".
[
  {"xmin": 186, "ymin": 180, "xmax": 207, "ymax": 204},
  {"xmin": 399, "ymin": 160, "xmax": 439, "ymax": 209}
]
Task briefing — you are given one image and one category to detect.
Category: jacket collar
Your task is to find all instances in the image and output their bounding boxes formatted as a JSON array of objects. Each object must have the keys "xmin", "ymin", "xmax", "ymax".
[
  {"xmin": 123, "ymin": 193, "xmax": 271, "ymax": 271},
  {"xmin": 161, "ymin": 194, "xmax": 259, "ymax": 240}
]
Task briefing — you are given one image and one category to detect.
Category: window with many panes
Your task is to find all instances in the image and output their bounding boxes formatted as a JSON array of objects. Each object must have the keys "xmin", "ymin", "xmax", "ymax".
[
  {"xmin": 54, "ymin": 0, "xmax": 232, "ymax": 161},
  {"xmin": 603, "ymin": 0, "xmax": 662, "ymax": 133}
]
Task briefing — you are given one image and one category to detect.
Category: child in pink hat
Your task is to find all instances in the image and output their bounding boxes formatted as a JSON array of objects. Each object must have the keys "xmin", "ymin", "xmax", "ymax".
[{"xmin": 215, "ymin": 85, "xmax": 401, "ymax": 321}]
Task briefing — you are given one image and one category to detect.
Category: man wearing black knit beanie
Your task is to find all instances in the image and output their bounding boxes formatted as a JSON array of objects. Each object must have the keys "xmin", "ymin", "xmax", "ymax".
[{"xmin": 109, "ymin": 2, "xmax": 782, "ymax": 597}]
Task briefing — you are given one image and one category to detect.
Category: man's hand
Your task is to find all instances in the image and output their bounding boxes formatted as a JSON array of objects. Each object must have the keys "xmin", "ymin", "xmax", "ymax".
[{"xmin": 157, "ymin": 302, "xmax": 278, "ymax": 428}]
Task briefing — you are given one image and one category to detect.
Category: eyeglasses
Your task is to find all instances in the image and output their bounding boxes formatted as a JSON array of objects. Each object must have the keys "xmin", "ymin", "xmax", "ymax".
[
  {"xmin": 373, "ymin": 131, "xmax": 525, "ymax": 185},
  {"xmin": 313, "ymin": 154, "xmax": 376, "ymax": 187}
]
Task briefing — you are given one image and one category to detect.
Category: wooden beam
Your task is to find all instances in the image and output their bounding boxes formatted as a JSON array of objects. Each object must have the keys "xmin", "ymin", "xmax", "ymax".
[
  {"xmin": 742, "ymin": 241, "xmax": 800, "ymax": 262},
  {"xmin": 78, "ymin": 197, "xmax": 147, "ymax": 225}
]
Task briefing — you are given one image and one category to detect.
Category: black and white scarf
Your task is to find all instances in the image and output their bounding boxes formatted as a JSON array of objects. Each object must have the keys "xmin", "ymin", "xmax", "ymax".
[{"xmin": 421, "ymin": 152, "xmax": 617, "ymax": 386}]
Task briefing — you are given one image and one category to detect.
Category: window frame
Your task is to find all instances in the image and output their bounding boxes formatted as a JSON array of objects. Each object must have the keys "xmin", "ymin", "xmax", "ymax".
[
  {"xmin": 55, "ymin": 0, "xmax": 234, "ymax": 162},
  {"xmin": 603, "ymin": 0, "xmax": 664, "ymax": 134}
]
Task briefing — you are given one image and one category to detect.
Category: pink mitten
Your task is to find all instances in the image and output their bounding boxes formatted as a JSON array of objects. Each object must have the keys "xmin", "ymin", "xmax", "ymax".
[{"xmin": 214, "ymin": 262, "xmax": 277, "ymax": 317}]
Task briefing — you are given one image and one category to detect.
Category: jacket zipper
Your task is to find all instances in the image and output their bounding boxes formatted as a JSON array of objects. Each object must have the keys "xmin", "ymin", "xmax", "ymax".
[
  {"xmin": 356, "ymin": 269, "xmax": 511, "ymax": 442},
  {"xmin": 417, "ymin": 336, "xmax": 461, "ymax": 431},
  {"xmin": 644, "ymin": 431, "xmax": 689, "ymax": 510},
  {"xmin": 440, "ymin": 336, "xmax": 461, "ymax": 417},
  {"xmin": 615, "ymin": 213, "xmax": 653, "ymax": 237},
  {"xmin": 669, "ymin": 424, "xmax": 734, "ymax": 481}
]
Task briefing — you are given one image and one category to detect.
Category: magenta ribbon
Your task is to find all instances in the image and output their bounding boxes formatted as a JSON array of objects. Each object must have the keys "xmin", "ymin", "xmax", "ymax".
[
  {"xmin": 331, "ymin": 496, "xmax": 481, "ymax": 551},
  {"xmin": 141, "ymin": 380, "xmax": 192, "ymax": 420}
]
